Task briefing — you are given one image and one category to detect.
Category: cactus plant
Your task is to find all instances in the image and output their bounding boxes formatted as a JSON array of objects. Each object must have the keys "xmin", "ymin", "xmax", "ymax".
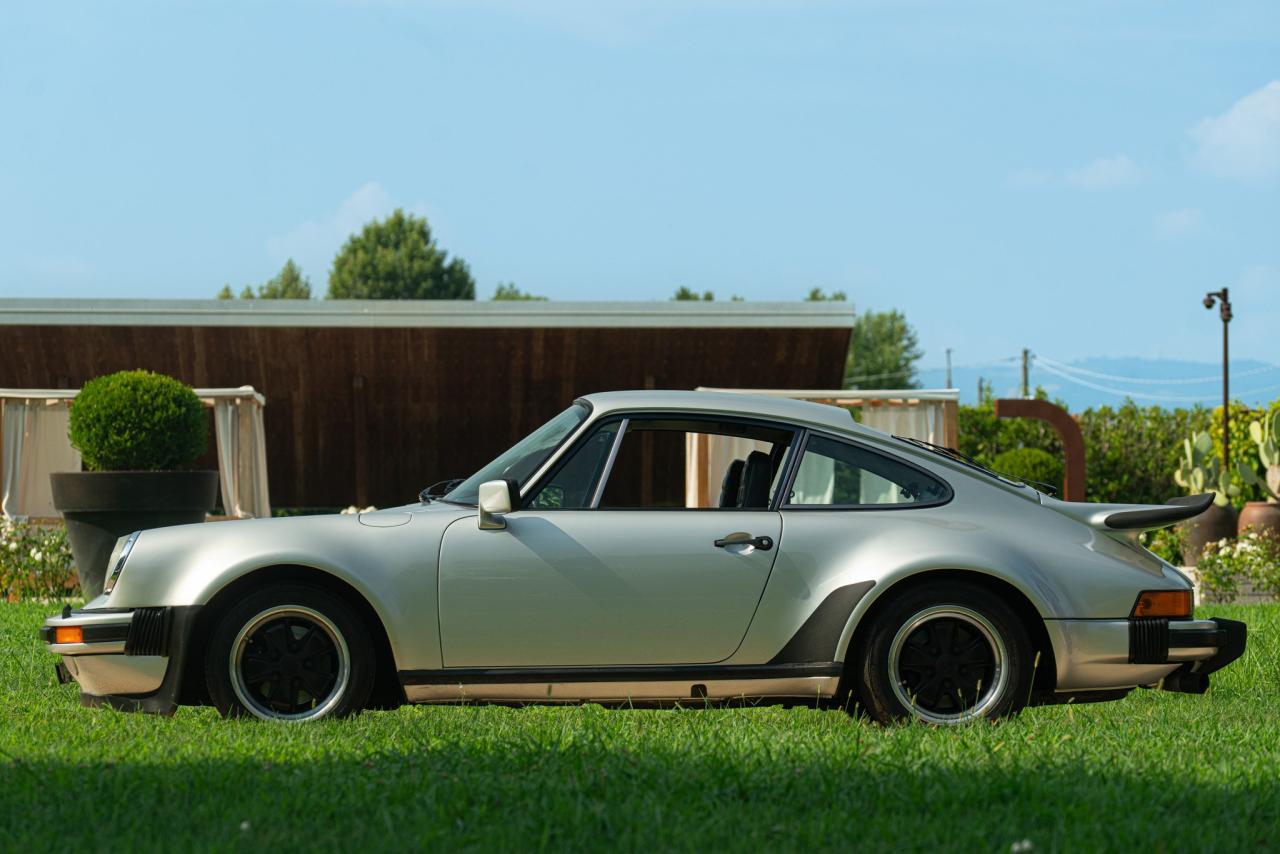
[
  {"xmin": 1174, "ymin": 431, "xmax": 1238, "ymax": 507},
  {"xmin": 1237, "ymin": 409, "xmax": 1280, "ymax": 502}
]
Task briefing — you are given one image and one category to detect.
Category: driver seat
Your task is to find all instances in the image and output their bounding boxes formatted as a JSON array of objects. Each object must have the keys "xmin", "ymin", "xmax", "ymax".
[
  {"xmin": 718, "ymin": 459, "xmax": 745, "ymax": 508},
  {"xmin": 737, "ymin": 451, "xmax": 772, "ymax": 509}
]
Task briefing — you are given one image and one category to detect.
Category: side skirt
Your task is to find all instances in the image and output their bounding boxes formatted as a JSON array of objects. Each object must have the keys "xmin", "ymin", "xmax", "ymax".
[{"xmin": 398, "ymin": 663, "xmax": 841, "ymax": 705}]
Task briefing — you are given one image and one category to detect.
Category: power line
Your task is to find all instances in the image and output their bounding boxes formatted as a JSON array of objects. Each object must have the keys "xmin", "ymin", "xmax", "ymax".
[
  {"xmin": 841, "ymin": 367, "xmax": 917, "ymax": 383},
  {"xmin": 1035, "ymin": 355, "xmax": 1280, "ymax": 386},
  {"xmin": 847, "ymin": 357, "xmax": 1016, "ymax": 385},
  {"xmin": 1036, "ymin": 359, "xmax": 1280, "ymax": 403}
]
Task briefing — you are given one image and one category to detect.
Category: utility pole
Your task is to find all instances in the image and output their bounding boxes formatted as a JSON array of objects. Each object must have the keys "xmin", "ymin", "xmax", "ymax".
[
  {"xmin": 945, "ymin": 348, "xmax": 953, "ymax": 389},
  {"xmin": 1204, "ymin": 289, "xmax": 1233, "ymax": 470},
  {"xmin": 1021, "ymin": 348, "xmax": 1031, "ymax": 398}
]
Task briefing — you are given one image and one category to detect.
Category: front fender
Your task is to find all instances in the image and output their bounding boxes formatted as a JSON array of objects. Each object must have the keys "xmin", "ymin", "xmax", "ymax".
[{"xmin": 104, "ymin": 508, "xmax": 469, "ymax": 671}]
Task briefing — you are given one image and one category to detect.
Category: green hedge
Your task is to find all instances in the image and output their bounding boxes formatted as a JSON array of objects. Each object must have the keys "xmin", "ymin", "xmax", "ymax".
[
  {"xmin": 957, "ymin": 391, "xmax": 1278, "ymax": 507},
  {"xmin": 992, "ymin": 447, "xmax": 1063, "ymax": 494},
  {"xmin": 69, "ymin": 370, "xmax": 207, "ymax": 471}
]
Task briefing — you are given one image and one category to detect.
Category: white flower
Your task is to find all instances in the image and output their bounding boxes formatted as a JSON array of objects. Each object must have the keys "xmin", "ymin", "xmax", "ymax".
[
  {"xmin": 30, "ymin": 548, "xmax": 43, "ymax": 562},
  {"xmin": 7, "ymin": 541, "xmax": 16, "ymax": 552}
]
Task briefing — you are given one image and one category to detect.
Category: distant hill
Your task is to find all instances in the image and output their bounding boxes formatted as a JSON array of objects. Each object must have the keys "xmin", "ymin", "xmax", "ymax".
[{"xmin": 914, "ymin": 357, "xmax": 1280, "ymax": 410}]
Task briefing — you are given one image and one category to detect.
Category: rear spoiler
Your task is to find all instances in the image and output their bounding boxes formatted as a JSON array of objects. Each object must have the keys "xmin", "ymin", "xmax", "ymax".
[
  {"xmin": 1041, "ymin": 493, "xmax": 1216, "ymax": 533},
  {"xmin": 1102, "ymin": 493, "xmax": 1215, "ymax": 531}
]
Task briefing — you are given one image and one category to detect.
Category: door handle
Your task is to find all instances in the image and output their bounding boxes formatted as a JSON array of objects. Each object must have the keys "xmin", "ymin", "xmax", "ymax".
[{"xmin": 714, "ymin": 533, "xmax": 773, "ymax": 551}]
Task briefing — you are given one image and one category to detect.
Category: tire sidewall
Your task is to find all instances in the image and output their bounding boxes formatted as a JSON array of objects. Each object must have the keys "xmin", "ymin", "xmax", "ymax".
[
  {"xmin": 854, "ymin": 582, "xmax": 1033, "ymax": 724},
  {"xmin": 205, "ymin": 583, "xmax": 375, "ymax": 721}
]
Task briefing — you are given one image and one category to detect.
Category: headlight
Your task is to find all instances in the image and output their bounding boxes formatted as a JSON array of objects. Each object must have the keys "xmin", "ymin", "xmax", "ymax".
[{"xmin": 103, "ymin": 531, "xmax": 140, "ymax": 594}]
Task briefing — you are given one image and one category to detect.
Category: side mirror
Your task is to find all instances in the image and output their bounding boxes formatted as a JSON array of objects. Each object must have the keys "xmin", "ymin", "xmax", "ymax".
[{"xmin": 478, "ymin": 479, "xmax": 517, "ymax": 530}]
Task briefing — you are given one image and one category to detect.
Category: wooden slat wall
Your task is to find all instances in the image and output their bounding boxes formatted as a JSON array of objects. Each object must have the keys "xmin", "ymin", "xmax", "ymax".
[{"xmin": 0, "ymin": 325, "xmax": 849, "ymax": 508}]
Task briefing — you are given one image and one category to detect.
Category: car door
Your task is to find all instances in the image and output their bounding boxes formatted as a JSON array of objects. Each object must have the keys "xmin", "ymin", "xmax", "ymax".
[{"xmin": 436, "ymin": 415, "xmax": 797, "ymax": 667}]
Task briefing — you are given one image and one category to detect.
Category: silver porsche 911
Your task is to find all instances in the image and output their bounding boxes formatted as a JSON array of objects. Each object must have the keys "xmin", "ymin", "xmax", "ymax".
[{"xmin": 43, "ymin": 391, "xmax": 1246, "ymax": 725}]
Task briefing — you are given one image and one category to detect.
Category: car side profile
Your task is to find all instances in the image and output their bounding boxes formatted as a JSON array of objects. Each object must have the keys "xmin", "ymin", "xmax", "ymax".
[{"xmin": 43, "ymin": 390, "xmax": 1246, "ymax": 724}]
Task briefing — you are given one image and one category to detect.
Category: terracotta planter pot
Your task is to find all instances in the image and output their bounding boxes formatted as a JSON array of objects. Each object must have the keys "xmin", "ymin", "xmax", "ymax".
[
  {"xmin": 51, "ymin": 471, "xmax": 219, "ymax": 598},
  {"xmin": 1178, "ymin": 501, "xmax": 1237, "ymax": 566},
  {"xmin": 1238, "ymin": 501, "xmax": 1280, "ymax": 539}
]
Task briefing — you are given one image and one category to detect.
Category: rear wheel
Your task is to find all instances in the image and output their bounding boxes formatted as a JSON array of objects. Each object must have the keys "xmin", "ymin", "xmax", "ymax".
[
  {"xmin": 205, "ymin": 584, "xmax": 374, "ymax": 721},
  {"xmin": 851, "ymin": 582, "xmax": 1033, "ymax": 724}
]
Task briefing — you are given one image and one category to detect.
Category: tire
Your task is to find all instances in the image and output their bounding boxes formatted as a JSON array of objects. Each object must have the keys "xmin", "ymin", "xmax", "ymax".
[
  {"xmin": 205, "ymin": 583, "xmax": 375, "ymax": 721},
  {"xmin": 851, "ymin": 581, "xmax": 1034, "ymax": 725}
]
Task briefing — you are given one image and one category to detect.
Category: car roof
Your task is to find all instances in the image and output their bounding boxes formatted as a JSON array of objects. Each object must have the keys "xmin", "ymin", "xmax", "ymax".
[{"xmin": 577, "ymin": 390, "xmax": 874, "ymax": 437}]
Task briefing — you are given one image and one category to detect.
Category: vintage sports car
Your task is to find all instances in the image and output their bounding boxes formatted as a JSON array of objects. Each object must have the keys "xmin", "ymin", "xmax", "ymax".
[{"xmin": 43, "ymin": 391, "xmax": 1246, "ymax": 724}]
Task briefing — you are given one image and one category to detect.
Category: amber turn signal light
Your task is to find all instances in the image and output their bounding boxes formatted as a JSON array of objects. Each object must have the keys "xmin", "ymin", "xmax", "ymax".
[
  {"xmin": 1131, "ymin": 590, "xmax": 1192, "ymax": 618},
  {"xmin": 54, "ymin": 626, "xmax": 83, "ymax": 644}
]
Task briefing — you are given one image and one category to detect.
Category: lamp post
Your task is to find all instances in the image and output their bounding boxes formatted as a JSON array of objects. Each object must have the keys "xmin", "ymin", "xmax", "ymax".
[{"xmin": 1203, "ymin": 288, "xmax": 1233, "ymax": 470}]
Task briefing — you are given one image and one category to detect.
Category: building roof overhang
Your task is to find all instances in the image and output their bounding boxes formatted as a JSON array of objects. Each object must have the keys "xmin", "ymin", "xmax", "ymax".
[{"xmin": 0, "ymin": 299, "xmax": 856, "ymax": 329}]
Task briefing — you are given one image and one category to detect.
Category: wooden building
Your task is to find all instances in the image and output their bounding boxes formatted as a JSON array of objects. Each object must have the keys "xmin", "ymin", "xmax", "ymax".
[{"xmin": 0, "ymin": 299, "xmax": 854, "ymax": 508}]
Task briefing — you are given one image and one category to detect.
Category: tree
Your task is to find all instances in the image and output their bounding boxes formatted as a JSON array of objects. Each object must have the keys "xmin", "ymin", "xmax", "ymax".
[
  {"xmin": 804, "ymin": 289, "xmax": 921, "ymax": 388},
  {"xmin": 805, "ymin": 287, "xmax": 848, "ymax": 302},
  {"xmin": 258, "ymin": 259, "xmax": 312, "ymax": 298},
  {"xmin": 215, "ymin": 260, "xmax": 312, "ymax": 300},
  {"xmin": 672, "ymin": 286, "xmax": 714, "ymax": 301},
  {"xmin": 845, "ymin": 308, "xmax": 922, "ymax": 389},
  {"xmin": 327, "ymin": 209, "xmax": 475, "ymax": 300},
  {"xmin": 492, "ymin": 283, "xmax": 547, "ymax": 301}
]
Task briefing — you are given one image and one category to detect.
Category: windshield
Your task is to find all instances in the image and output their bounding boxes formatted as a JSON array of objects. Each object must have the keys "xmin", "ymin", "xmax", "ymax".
[{"xmin": 442, "ymin": 403, "xmax": 591, "ymax": 505}]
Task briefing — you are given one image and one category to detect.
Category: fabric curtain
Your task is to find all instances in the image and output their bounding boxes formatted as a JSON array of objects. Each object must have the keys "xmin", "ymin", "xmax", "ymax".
[
  {"xmin": 212, "ymin": 398, "xmax": 272, "ymax": 518},
  {"xmin": 861, "ymin": 403, "xmax": 945, "ymax": 445},
  {"xmin": 1, "ymin": 400, "xmax": 80, "ymax": 518}
]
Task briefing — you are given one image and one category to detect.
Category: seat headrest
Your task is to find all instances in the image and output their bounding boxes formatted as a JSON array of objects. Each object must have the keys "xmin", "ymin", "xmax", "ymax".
[
  {"xmin": 718, "ymin": 459, "xmax": 745, "ymax": 508},
  {"xmin": 737, "ymin": 450, "xmax": 772, "ymax": 509}
]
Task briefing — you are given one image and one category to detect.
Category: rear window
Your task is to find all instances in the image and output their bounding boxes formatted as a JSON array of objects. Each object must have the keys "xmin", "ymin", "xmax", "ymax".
[{"xmin": 785, "ymin": 435, "xmax": 950, "ymax": 507}]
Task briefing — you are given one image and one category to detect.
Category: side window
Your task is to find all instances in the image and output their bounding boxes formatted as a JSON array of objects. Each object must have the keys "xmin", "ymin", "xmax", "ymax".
[
  {"xmin": 598, "ymin": 419, "xmax": 795, "ymax": 509},
  {"xmin": 787, "ymin": 435, "xmax": 949, "ymax": 507},
  {"xmin": 525, "ymin": 415, "xmax": 796, "ymax": 510},
  {"xmin": 526, "ymin": 421, "xmax": 621, "ymax": 509}
]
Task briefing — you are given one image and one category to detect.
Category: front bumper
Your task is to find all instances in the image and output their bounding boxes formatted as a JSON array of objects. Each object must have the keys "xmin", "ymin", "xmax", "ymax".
[
  {"xmin": 1047, "ymin": 616, "xmax": 1248, "ymax": 694},
  {"xmin": 42, "ymin": 604, "xmax": 201, "ymax": 714}
]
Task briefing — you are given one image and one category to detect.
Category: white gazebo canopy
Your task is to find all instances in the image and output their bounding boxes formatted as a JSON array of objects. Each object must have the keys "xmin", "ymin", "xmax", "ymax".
[{"xmin": 1, "ymin": 386, "xmax": 270, "ymax": 520}]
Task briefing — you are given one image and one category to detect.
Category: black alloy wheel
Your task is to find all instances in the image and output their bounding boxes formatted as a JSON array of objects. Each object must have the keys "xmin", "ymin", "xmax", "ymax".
[
  {"xmin": 850, "ymin": 581, "xmax": 1034, "ymax": 725},
  {"xmin": 206, "ymin": 583, "xmax": 375, "ymax": 721}
]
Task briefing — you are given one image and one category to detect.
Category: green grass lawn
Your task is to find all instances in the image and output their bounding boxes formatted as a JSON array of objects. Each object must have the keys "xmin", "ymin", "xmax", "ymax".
[{"xmin": 2, "ymin": 603, "xmax": 1277, "ymax": 852}]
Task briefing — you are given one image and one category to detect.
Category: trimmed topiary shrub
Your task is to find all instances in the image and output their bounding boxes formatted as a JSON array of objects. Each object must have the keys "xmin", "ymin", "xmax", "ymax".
[
  {"xmin": 69, "ymin": 371, "xmax": 207, "ymax": 471},
  {"xmin": 992, "ymin": 447, "xmax": 1063, "ymax": 493}
]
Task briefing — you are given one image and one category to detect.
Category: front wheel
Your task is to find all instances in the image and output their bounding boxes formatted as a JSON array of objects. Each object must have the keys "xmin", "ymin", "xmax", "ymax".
[
  {"xmin": 205, "ymin": 584, "xmax": 375, "ymax": 721},
  {"xmin": 851, "ymin": 582, "xmax": 1034, "ymax": 724}
]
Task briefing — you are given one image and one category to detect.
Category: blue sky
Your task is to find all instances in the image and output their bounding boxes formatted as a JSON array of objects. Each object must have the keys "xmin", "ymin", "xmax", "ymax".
[{"xmin": 2, "ymin": 1, "xmax": 1277, "ymax": 403}]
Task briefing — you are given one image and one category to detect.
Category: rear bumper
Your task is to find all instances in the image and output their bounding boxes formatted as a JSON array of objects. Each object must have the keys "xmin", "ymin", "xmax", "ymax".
[
  {"xmin": 42, "ymin": 605, "xmax": 201, "ymax": 715},
  {"xmin": 1146, "ymin": 617, "xmax": 1247, "ymax": 694},
  {"xmin": 1047, "ymin": 616, "xmax": 1248, "ymax": 694}
]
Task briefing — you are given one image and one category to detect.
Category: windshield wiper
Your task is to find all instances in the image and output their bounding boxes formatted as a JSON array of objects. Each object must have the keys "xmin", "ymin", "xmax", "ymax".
[
  {"xmin": 419, "ymin": 478, "xmax": 464, "ymax": 504},
  {"xmin": 892, "ymin": 436, "xmax": 1059, "ymax": 496}
]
